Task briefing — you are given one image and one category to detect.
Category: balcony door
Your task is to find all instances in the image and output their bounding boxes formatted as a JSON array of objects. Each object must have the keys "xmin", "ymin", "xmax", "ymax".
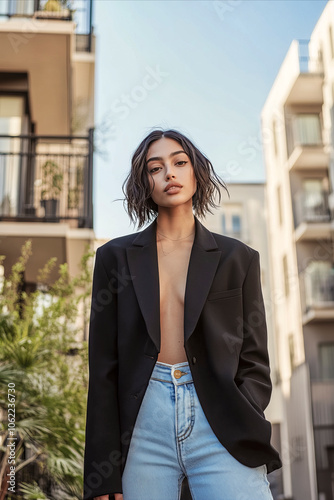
[
  {"xmin": 7, "ymin": 0, "xmax": 35, "ymax": 15},
  {"xmin": 293, "ymin": 114, "xmax": 322, "ymax": 146},
  {"xmin": 301, "ymin": 178, "xmax": 329, "ymax": 221},
  {"xmin": 0, "ymin": 95, "xmax": 25, "ymax": 216}
]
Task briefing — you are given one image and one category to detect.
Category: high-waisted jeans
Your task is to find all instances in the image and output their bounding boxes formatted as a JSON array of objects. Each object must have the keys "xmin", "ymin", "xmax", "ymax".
[{"xmin": 122, "ymin": 360, "xmax": 274, "ymax": 500}]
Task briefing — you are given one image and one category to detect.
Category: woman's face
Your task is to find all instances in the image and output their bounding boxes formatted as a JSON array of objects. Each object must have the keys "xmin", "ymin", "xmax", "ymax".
[{"xmin": 146, "ymin": 137, "xmax": 197, "ymax": 210}]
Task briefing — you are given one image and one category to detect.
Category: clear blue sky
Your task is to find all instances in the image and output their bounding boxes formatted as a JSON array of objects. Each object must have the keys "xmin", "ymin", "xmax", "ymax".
[{"xmin": 92, "ymin": 0, "xmax": 328, "ymax": 239}]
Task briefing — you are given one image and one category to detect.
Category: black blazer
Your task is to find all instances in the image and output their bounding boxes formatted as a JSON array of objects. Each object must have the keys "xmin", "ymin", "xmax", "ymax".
[{"xmin": 83, "ymin": 215, "xmax": 282, "ymax": 500}]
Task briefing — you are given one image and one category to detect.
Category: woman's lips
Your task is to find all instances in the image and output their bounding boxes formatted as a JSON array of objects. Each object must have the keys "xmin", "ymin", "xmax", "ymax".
[{"xmin": 165, "ymin": 186, "xmax": 182, "ymax": 194}]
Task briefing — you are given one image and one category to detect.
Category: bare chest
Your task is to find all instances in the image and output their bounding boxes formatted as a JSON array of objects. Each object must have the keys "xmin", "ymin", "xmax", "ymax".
[{"xmin": 157, "ymin": 241, "xmax": 193, "ymax": 306}]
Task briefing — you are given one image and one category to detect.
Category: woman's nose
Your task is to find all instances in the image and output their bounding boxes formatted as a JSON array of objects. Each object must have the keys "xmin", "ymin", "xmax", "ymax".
[{"xmin": 165, "ymin": 165, "xmax": 175, "ymax": 179}]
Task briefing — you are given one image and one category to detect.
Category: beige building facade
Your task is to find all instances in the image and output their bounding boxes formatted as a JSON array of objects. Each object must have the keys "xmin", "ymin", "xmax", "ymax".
[
  {"xmin": 262, "ymin": 2, "xmax": 334, "ymax": 499},
  {"xmin": 0, "ymin": 0, "xmax": 96, "ymax": 340},
  {"xmin": 205, "ymin": 182, "xmax": 284, "ymax": 498}
]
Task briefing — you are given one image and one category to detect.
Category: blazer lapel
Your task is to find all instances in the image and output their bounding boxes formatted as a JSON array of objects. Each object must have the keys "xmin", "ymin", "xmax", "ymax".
[{"xmin": 126, "ymin": 215, "xmax": 221, "ymax": 353}]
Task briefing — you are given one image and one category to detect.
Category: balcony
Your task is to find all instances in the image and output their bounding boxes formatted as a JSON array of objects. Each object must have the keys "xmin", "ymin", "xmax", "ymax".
[
  {"xmin": 286, "ymin": 113, "xmax": 329, "ymax": 171},
  {"xmin": 311, "ymin": 380, "xmax": 334, "ymax": 473},
  {"xmin": 286, "ymin": 144, "xmax": 329, "ymax": 171},
  {"xmin": 299, "ymin": 261, "xmax": 334, "ymax": 324},
  {"xmin": 288, "ymin": 365, "xmax": 334, "ymax": 497},
  {"xmin": 0, "ymin": 0, "xmax": 94, "ymax": 53},
  {"xmin": 293, "ymin": 190, "xmax": 331, "ymax": 241},
  {"xmin": 0, "ymin": 0, "xmax": 95, "ymax": 136},
  {"xmin": 284, "ymin": 39, "xmax": 324, "ymax": 105},
  {"xmin": 0, "ymin": 130, "xmax": 94, "ymax": 228}
]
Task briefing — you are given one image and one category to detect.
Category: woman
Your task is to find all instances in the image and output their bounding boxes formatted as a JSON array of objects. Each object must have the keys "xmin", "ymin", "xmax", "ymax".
[{"xmin": 83, "ymin": 129, "xmax": 282, "ymax": 500}]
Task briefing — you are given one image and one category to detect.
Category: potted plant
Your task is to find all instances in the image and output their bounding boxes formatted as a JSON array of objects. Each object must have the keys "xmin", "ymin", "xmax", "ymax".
[
  {"xmin": 40, "ymin": 160, "xmax": 63, "ymax": 218},
  {"xmin": 34, "ymin": 0, "xmax": 74, "ymax": 20},
  {"xmin": 43, "ymin": 0, "xmax": 63, "ymax": 11}
]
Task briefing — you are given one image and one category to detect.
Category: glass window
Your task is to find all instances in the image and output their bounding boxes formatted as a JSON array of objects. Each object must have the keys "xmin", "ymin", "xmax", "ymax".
[
  {"xmin": 272, "ymin": 119, "xmax": 278, "ymax": 156},
  {"xmin": 277, "ymin": 185, "xmax": 283, "ymax": 225},
  {"xmin": 0, "ymin": 96, "xmax": 25, "ymax": 216},
  {"xmin": 319, "ymin": 343, "xmax": 334, "ymax": 379},
  {"xmin": 221, "ymin": 204, "xmax": 242, "ymax": 239},
  {"xmin": 288, "ymin": 333, "xmax": 295, "ymax": 372},
  {"xmin": 232, "ymin": 214, "xmax": 241, "ymax": 234},
  {"xmin": 222, "ymin": 213, "xmax": 226, "ymax": 234},
  {"xmin": 329, "ymin": 25, "xmax": 334, "ymax": 59},
  {"xmin": 293, "ymin": 114, "xmax": 322, "ymax": 146},
  {"xmin": 283, "ymin": 254, "xmax": 289, "ymax": 296}
]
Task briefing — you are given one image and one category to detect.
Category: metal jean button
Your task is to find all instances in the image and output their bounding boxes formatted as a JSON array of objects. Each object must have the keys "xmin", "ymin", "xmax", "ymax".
[{"xmin": 174, "ymin": 369, "xmax": 186, "ymax": 379}]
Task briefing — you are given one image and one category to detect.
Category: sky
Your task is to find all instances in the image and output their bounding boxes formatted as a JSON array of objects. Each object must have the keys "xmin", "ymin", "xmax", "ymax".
[{"xmin": 92, "ymin": 0, "xmax": 329, "ymax": 240}]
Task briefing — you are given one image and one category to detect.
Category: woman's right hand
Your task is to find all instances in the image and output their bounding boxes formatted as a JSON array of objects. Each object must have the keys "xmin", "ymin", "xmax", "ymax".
[{"xmin": 94, "ymin": 495, "xmax": 123, "ymax": 500}]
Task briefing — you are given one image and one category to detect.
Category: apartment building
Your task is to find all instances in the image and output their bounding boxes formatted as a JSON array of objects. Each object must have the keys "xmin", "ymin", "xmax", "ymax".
[
  {"xmin": 205, "ymin": 182, "xmax": 284, "ymax": 499},
  {"xmin": 0, "ymin": 0, "xmax": 96, "ymax": 341},
  {"xmin": 261, "ymin": 2, "xmax": 334, "ymax": 499}
]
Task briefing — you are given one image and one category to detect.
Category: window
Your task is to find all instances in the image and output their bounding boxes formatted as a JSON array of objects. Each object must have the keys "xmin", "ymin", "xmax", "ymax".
[
  {"xmin": 272, "ymin": 119, "xmax": 278, "ymax": 156},
  {"xmin": 0, "ymin": 95, "xmax": 25, "ymax": 217},
  {"xmin": 277, "ymin": 185, "xmax": 283, "ymax": 225},
  {"xmin": 329, "ymin": 25, "xmax": 334, "ymax": 59},
  {"xmin": 301, "ymin": 178, "xmax": 328, "ymax": 221},
  {"xmin": 232, "ymin": 214, "xmax": 241, "ymax": 235},
  {"xmin": 293, "ymin": 114, "xmax": 322, "ymax": 146},
  {"xmin": 6, "ymin": 0, "xmax": 35, "ymax": 15},
  {"xmin": 319, "ymin": 343, "xmax": 334, "ymax": 379},
  {"xmin": 283, "ymin": 255, "xmax": 289, "ymax": 296},
  {"xmin": 221, "ymin": 204, "xmax": 242, "ymax": 239},
  {"xmin": 288, "ymin": 333, "xmax": 295, "ymax": 372}
]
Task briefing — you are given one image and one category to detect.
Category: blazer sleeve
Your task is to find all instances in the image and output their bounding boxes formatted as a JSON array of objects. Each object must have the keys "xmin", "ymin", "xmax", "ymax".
[
  {"xmin": 234, "ymin": 250, "xmax": 272, "ymax": 416},
  {"xmin": 83, "ymin": 247, "xmax": 122, "ymax": 500}
]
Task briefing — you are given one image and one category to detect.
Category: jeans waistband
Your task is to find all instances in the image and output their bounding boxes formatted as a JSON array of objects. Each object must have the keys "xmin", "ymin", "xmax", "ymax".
[{"xmin": 151, "ymin": 360, "xmax": 193, "ymax": 385}]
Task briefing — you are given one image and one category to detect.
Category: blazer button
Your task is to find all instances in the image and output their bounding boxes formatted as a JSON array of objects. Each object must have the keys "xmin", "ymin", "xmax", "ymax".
[{"xmin": 192, "ymin": 356, "xmax": 197, "ymax": 364}]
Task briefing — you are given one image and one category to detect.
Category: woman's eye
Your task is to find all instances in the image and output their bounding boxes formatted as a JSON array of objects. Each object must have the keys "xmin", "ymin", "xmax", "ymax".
[{"xmin": 149, "ymin": 161, "xmax": 187, "ymax": 173}]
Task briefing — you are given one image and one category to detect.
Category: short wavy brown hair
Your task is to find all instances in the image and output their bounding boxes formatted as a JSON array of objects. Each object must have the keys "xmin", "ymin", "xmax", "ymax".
[{"xmin": 120, "ymin": 128, "xmax": 229, "ymax": 229}]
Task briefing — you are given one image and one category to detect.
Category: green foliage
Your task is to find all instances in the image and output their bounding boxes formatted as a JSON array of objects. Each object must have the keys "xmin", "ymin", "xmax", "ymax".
[
  {"xmin": 0, "ymin": 240, "xmax": 94, "ymax": 499},
  {"xmin": 43, "ymin": 0, "xmax": 73, "ymax": 12},
  {"xmin": 40, "ymin": 161, "xmax": 64, "ymax": 201}
]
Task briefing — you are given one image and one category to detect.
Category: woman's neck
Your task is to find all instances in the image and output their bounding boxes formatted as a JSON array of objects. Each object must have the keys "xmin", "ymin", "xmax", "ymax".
[{"xmin": 156, "ymin": 214, "xmax": 196, "ymax": 241}]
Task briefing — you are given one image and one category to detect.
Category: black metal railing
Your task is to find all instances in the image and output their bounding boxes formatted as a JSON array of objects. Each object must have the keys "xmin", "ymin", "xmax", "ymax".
[
  {"xmin": 311, "ymin": 380, "xmax": 334, "ymax": 471},
  {"xmin": 293, "ymin": 189, "xmax": 331, "ymax": 228},
  {"xmin": 0, "ymin": 129, "xmax": 94, "ymax": 228},
  {"xmin": 0, "ymin": 0, "xmax": 93, "ymax": 52},
  {"xmin": 299, "ymin": 261, "xmax": 334, "ymax": 313}
]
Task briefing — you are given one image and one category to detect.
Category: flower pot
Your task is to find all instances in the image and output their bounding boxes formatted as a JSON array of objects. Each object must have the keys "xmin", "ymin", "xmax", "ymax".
[{"xmin": 40, "ymin": 199, "xmax": 59, "ymax": 218}]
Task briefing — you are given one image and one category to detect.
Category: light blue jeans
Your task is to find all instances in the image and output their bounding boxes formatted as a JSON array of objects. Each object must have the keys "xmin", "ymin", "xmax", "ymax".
[{"xmin": 122, "ymin": 360, "xmax": 273, "ymax": 500}]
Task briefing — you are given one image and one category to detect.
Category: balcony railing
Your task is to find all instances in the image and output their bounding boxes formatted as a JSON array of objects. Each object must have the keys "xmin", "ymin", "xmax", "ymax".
[
  {"xmin": 288, "ymin": 365, "xmax": 334, "ymax": 495},
  {"xmin": 311, "ymin": 380, "xmax": 334, "ymax": 470},
  {"xmin": 286, "ymin": 113, "xmax": 324, "ymax": 161},
  {"xmin": 299, "ymin": 261, "xmax": 334, "ymax": 314},
  {"xmin": 0, "ymin": 129, "xmax": 94, "ymax": 228},
  {"xmin": 293, "ymin": 190, "xmax": 331, "ymax": 228},
  {"xmin": 297, "ymin": 39, "xmax": 324, "ymax": 74},
  {"xmin": 0, "ymin": 0, "xmax": 94, "ymax": 52}
]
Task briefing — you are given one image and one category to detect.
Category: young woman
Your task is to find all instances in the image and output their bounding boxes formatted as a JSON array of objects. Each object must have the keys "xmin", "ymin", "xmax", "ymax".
[{"xmin": 83, "ymin": 129, "xmax": 282, "ymax": 500}]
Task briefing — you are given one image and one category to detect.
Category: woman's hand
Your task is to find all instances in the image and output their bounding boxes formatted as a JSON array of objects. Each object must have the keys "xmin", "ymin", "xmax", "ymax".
[{"xmin": 94, "ymin": 495, "xmax": 123, "ymax": 500}]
